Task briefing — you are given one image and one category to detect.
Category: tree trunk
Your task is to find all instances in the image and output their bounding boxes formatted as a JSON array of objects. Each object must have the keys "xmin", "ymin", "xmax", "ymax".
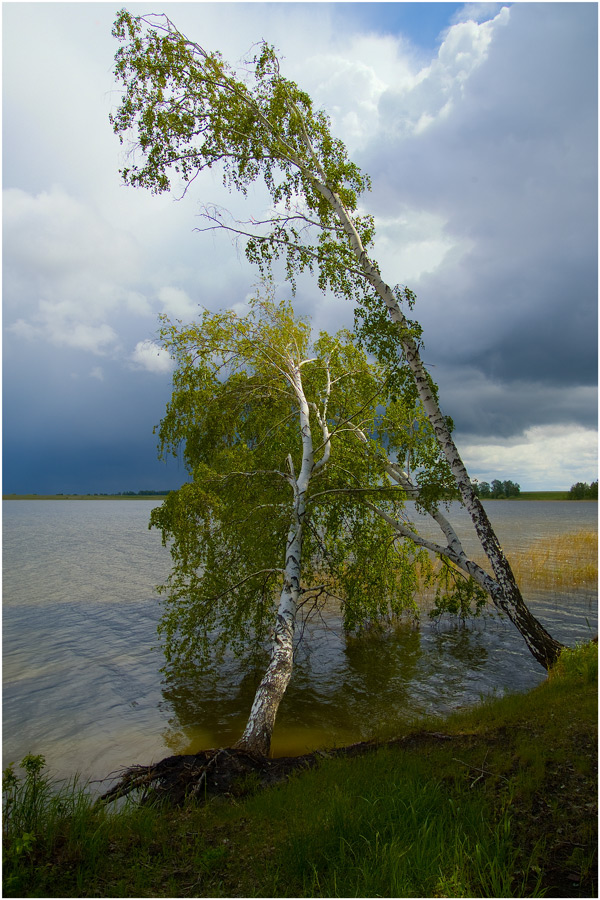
[
  {"xmin": 404, "ymin": 334, "xmax": 563, "ymax": 667},
  {"xmin": 235, "ymin": 488, "xmax": 304, "ymax": 756},
  {"xmin": 317, "ymin": 183, "xmax": 563, "ymax": 668},
  {"xmin": 487, "ymin": 580, "xmax": 563, "ymax": 667},
  {"xmin": 235, "ymin": 361, "xmax": 319, "ymax": 755},
  {"xmin": 234, "ymin": 607, "xmax": 296, "ymax": 757}
]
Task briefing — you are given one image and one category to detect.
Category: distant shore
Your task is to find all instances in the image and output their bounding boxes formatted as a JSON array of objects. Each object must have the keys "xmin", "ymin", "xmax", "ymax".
[
  {"xmin": 2, "ymin": 494, "xmax": 170, "ymax": 501},
  {"xmin": 4, "ymin": 491, "xmax": 594, "ymax": 501}
]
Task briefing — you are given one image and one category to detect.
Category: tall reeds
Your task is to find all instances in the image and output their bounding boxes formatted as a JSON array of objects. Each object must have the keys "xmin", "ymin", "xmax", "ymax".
[{"xmin": 508, "ymin": 530, "xmax": 597, "ymax": 591}]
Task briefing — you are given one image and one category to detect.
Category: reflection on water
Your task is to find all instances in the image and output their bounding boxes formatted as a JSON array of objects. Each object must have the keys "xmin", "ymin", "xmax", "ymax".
[{"xmin": 3, "ymin": 500, "xmax": 597, "ymax": 784}]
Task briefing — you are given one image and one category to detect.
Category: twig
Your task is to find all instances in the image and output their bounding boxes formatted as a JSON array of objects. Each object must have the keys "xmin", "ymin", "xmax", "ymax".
[{"xmin": 453, "ymin": 754, "xmax": 509, "ymax": 787}]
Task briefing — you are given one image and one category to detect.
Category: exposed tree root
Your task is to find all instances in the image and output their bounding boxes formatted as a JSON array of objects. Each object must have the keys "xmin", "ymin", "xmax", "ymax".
[{"xmin": 100, "ymin": 732, "xmax": 455, "ymax": 806}]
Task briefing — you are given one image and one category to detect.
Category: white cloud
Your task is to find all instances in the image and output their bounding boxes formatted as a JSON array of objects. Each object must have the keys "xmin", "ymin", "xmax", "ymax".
[
  {"xmin": 3, "ymin": 186, "xmax": 149, "ymax": 355},
  {"xmin": 131, "ymin": 341, "xmax": 173, "ymax": 375},
  {"xmin": 284, "ymin": 10, "xmax": 509, "ymax": 151},
  {"xmin": 376, "ymin": 7, "xmax": 510, "ymax": 138},
  {"xmin": 8, "ymin": 316, "xmax": 118, "ymax": 356},
  {"xmin": 3, "ymin": 186, "xmax": 140, "ymax": 284},
  {"xmin": 372, "ymin": 209, "xmax": 464, "ymax": 283},
  {"xmin": 157, "ymin": 286, "xmax": 199, "ymax": 321},
  {"xmin": 8, "ymin": 319, "xmax": 38, "ymax": 341},
  {"xmin": 299, "ymin": 37, "xmax": 414, "ymax": 149},
  {"xmin": 451, "ymin": 4, "xmax": 508, "ymax": 26},
  {"xmin": 462, "ymin": 425, "xmax": 598, "ymax": 491},
  {"xmin": 90, "ymin": 367, "xmax": 104, "ymax": 381},
  {"xmin": 59, "ymin": 323, "xmax": 119, "ymax": 355}
]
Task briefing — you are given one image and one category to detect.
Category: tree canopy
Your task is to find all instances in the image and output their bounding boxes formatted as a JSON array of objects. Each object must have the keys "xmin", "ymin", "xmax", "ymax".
[
  {"xmin": 111, "ymin": 9, "xmax": 564, "ymax": 669},
  {"xmin": 150, "ymin": 290, "xmax": 439, "ymax": 672},
  {"xmin": 110, "ymin": 9, "xmax": 423, "ymax": 375},
  {"xmin": 473, "ymin": 480, "xmax": 521, "ymax": 499},
  {"xmin": 150, "ymin": 289, "xmax": 464, "ymax": 753},
  {"xmin": 568, "ymin": 480, "xmax": 598, "ymax": 500}
]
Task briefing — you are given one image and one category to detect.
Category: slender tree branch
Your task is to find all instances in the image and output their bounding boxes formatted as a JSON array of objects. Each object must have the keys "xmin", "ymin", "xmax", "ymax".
[{"xmin": 206, "ymin": 568, "xmax": 284, "ymax": 605}]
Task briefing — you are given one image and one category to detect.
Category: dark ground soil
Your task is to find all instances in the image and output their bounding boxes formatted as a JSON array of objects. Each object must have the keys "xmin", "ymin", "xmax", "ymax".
[{"xmin": 100, "ymin": 731, "xmax": 456, "ymax": 806}]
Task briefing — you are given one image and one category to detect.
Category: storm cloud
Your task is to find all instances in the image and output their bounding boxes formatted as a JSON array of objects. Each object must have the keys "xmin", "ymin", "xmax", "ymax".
[{"xmin": 3, "ymin": 2, "xmax": 597, "ymax": 492}]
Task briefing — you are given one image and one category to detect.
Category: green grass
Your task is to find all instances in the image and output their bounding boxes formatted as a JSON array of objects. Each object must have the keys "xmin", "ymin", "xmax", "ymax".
[
  {"xmin": 509, "ymin": 491, "xmax": 570, "ymax": 500},
  {"xmin": 3, "ymin": 642, "xmax": 597, "ymax": 898}
]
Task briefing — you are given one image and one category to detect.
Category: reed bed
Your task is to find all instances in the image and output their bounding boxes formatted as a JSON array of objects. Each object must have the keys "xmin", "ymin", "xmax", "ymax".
[
  {"xmin": 303, "ymin": 529, "xmax": 598, "ymax": 627},
  {"xmin": 507, "ymin": 530, "xmax": 597, "ymax": 591}
]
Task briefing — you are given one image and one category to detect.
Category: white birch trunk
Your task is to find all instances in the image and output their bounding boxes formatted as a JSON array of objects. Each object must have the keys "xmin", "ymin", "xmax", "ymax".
[
  {"xmin": 314, "ymin": 182, "xmax": 563, "ymax": 667},
  {"xmin": 235, "ymin": 361, "xmax": 325, "ymax": 755},
  {"xmin": 234, "ymin": 517, "xmax": 303, "ymax": 756}
]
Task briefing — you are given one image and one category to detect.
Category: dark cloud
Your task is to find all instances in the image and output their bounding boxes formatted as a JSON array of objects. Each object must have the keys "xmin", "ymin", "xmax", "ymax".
[
  {"xmin": 359, "ymin": 3, "xmax": 597, "ymax": 446},
  {"xmin": 417, "ymin": 244, "xmax": 598, "ymax": 385},
  {"xmin": 2, "ymin": 339, "xmax": 180, "ymax": 494},
  {"xmin": 2, "ymin": 439, "xmax": 183, "ymax": 497},
  {"xmin": 437, "ymin": 364, "xmax": 598, "ymax": 439},
  {"xmin": 2, "ymin": 3, "xmax": 596, "ymax": 491}
]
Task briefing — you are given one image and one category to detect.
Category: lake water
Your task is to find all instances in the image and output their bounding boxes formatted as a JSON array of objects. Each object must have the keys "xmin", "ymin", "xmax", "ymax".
[{"xmin": 3, "ymin": 500, "xmax": 597, "ymax": 788}]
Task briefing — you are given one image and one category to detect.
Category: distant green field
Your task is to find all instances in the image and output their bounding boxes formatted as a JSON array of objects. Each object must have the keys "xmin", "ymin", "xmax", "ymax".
[{"xmin": 502, "ymin": 491, "xmax": 569, "ymax": 501}]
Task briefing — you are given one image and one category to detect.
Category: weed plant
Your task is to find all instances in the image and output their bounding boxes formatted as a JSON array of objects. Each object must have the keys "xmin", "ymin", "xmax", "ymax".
[{"xmin": 3, "ymin": 754, "xmax": 104, "ymax": 896}]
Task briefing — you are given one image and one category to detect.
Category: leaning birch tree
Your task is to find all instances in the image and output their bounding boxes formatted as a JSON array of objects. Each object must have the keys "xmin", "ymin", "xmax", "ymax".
[
  {"xmin": 111, "ymin": 10, "xmax": 563, "ymax": 667},
  {"xmin": 151, "ymin": 291, "xmax": 440, "ymax": 756}
]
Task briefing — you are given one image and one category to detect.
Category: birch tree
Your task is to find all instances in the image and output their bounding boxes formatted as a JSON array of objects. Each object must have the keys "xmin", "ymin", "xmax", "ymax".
[
  {"xmin": 151, "ymin": 291, "xmax": 443, "ymax": 756},
  {"xmin": 111, "ymin": 10, "xmax": 563, "ymax": 668}
]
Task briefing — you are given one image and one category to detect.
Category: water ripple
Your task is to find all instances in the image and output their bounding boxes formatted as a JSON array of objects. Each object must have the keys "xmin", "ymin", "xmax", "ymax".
[{"xmin": 3, "ymin": 500, "xmax": 597, "ymax": 783}]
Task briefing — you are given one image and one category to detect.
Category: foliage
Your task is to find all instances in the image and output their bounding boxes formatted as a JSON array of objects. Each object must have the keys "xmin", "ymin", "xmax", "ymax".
[
  {"xmin": 110, "ymin": 10, "xmax": 422, "ymax": 357},
  {"xmin": 429, "ymin": 558, "xmax": 489, "ymax": 622},
  {"xmin": 116, "ymin": 489, "xmax": 173, "ymax": 496},
  {"xmin": 568, "ymin": 480, "xmax": 598, "ymax": 500},
  {"xmin": 473, "ymin": 479, "xmax": 521, "ymax": 499},
  {"xmin": 149, "ymin": 289, "xmax": 445, "ymax": 668}
]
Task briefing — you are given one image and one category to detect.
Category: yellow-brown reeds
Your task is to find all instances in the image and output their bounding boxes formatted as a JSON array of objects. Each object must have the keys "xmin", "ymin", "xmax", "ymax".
[{"xmin": 507, "ymin": 529, "xmax": 598, "ymax": 591}]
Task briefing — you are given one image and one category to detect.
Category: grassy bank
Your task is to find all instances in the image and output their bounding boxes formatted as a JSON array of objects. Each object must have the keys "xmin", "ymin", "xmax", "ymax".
[{"xmin": 3, "ymin": 643, "xmax": 596, "ymax": 898}]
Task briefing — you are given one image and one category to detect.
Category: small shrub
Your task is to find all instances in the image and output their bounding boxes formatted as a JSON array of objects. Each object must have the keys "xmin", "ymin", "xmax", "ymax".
[{"xmin": 550, "ymin": 641, "xmax": 598, "ymax": 684}]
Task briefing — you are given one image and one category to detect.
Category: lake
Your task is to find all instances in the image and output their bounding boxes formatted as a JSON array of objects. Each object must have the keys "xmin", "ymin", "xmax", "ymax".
[{"xmin": 3, "ymin": 499, "xmax": 597, "ymax": 788}]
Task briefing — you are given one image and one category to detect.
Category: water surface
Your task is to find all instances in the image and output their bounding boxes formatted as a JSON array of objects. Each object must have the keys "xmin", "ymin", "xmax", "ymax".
[{"xmin": 3, "ymin": 499, "xmax": 597, "ymax": 785}]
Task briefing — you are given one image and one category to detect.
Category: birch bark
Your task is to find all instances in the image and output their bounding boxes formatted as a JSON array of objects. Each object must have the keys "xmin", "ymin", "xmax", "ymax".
[
  {"xmin": 234, "ymin": 518, "xmax": 302, "ymax": 756},
  {"xmin": 235, "ymin": 362, "xmax": 321, "ymax": 755},
  {"xmin": 111, "ymin": 21, "xmax": 564, "ymax": 668},
  {"xmin": 310, "ymin": 182, "xmax": 563, "ymax": 668}
]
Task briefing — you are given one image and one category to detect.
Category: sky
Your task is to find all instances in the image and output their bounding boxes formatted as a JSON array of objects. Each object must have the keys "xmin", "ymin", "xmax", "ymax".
[{"xmin": 2, "ymin": 1, "xmax": 597, "ymax": 493}]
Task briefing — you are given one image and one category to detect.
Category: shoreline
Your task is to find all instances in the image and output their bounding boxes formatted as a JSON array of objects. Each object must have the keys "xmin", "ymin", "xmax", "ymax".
[
  {"xmin": 3, "ymin": 642, "xmax": 597, "ymax": 898},
  {"xmin": 4, "ymin": 492, "xmax": 594, "ymax": 501}
]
